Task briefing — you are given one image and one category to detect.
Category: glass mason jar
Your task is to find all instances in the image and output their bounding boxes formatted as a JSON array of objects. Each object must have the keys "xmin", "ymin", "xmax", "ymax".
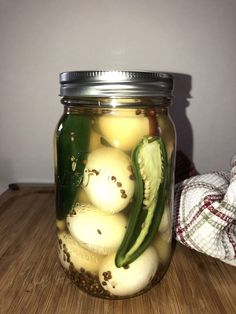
[{"xmin": 55, "ymin": 71, "xmax": 176, "ymax": 299}]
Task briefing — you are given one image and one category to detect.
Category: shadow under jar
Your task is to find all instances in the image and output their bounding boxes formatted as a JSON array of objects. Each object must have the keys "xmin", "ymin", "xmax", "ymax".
[{"xmin": 54, "ymin": 71, "xmax": 176, "ymax": 299}]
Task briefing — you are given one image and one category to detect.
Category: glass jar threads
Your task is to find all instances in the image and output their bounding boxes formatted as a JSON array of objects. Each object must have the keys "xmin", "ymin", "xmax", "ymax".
[{"xmin": 55, "ymin": 71, "xmax": 176, "ymax": 299}]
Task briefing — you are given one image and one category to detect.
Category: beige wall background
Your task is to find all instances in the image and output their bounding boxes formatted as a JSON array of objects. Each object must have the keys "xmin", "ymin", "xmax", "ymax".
[{"xmin": 1, "ymin": 0, "xmax": 236, "ymax": 192}]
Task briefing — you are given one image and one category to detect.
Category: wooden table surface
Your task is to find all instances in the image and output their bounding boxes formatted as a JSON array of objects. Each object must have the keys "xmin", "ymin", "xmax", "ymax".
[{"xmin": 0, "ymin": 186, "xmax": 235, "ymax": 314}]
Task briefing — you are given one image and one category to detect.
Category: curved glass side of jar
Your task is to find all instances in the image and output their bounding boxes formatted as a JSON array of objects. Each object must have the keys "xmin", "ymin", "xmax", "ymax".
[{"xmin": 54, "ymin": 98, "xmax": 176, "ymax": 299}]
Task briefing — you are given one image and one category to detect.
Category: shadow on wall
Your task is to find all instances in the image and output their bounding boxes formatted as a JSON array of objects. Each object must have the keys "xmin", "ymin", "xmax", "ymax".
[
  {"xmin": 0, "ymin": 158, "xmax": 14, "ymax": 193},
  {"xmin": 170, "ymin": 73, "xmax": 193, "ymax": 161}
]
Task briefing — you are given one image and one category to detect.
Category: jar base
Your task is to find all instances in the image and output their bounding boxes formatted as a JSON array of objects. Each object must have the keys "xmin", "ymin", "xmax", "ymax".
[{"xmin": 61, "ymin": 260, "xmax": 171, "ymax": 300}]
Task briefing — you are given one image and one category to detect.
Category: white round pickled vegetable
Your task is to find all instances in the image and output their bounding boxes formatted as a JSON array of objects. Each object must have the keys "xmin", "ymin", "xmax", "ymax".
[
  {"xmin": 83, "ymin": 147, "xmax": 135, "ymax": 213},
  {"xmin": 98, "ymin": 247, "xmax": 159, "ymax": 296},
  {"xmin": 97, "ymin": 114, "xmax": 149, "ymax": 152},
  {"xmin": 67, "ymin": 203, "xmax": 128, "ymax": 255},
  {"xmin": 57, "ymin": 231, "xmax": 103, "ymax": 274}
]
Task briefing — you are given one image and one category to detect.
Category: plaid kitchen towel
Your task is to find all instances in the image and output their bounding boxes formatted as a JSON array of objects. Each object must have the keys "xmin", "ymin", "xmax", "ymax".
[{"xmin": 174, "ymin": 154, "xmax": 236, "ymax": 266}]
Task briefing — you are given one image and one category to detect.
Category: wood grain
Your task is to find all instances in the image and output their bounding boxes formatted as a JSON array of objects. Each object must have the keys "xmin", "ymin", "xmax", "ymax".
[{"xmin": 0, "ymin": 187, "xmax": 235, "ymax": 314}]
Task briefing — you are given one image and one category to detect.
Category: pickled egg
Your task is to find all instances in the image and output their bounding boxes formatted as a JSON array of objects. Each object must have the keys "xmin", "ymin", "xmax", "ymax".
[
  {"xmin": 56, "ymin": 219, "xmax": 67, "ymax": 232},
  {"xmin": 57, "ymin": 231, "xmax": 103, "ymax": 274},
  {"xmin": 75, "ymin": 187, "xmax": 90, "ymax": 204},
  {"xmin": 97, "ymin": 114, "xmax": 149, "ymax": 152},
  {"xmin": 158, "ymin": 205, "xmax": 171, "ymax": 233},
  {"xmin": 88, "ymin": 129, "xmax": 103, "ymax": 152},
  {"xmin": 83, "ymin": 147, "xmax": 135, "ymax": 213},
  {"xmin": 153, "ymin": 235, "xmax": 171, "ymax": 264},
  {"xmin": 67, "ymin": 203, "xmax": 128, "ymax": 255},
  {"xmin": 157, "ymin": 114, "xmax": 175, "ymax": 160},
  {"xmin": 98, "ymin": 247, "xmax": 159, "ymax": 296}
]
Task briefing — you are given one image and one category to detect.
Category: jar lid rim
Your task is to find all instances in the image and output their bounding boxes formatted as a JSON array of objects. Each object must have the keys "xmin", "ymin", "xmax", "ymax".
[
  {"xmin": 60, "ymin": 71, "xmax": 173, "ymax": 82},
  {"xmin": 59, "ymin": 70, "xmax": 174, "ymax": 97}
]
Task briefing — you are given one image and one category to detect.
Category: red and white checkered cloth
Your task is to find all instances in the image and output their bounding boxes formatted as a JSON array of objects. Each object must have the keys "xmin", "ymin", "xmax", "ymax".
[{"xmin": 174, "ymin": 154, "xmax": 236, "ymax": 266}]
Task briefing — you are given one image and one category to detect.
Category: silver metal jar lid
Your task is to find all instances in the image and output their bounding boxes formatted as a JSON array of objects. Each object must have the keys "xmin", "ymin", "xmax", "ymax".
[{"xmin": 59, "ymin": 71, "xmax": 174, "ymax": 97}]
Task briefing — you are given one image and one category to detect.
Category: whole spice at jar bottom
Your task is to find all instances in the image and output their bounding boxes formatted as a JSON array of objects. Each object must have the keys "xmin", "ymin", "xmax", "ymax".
[{"xmin": 65, "ymin": 265, "xmax": 112, "ymax": 298}]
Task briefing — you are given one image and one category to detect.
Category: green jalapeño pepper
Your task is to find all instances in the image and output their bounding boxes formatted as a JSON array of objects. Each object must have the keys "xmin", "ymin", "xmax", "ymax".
[
  {"xmin": 115, "ymin": 136, "xmax": 168, "ymax": 267},
  {"xmin": 55, "ymin": 114, "xmax": 91, "ymax": 220}
]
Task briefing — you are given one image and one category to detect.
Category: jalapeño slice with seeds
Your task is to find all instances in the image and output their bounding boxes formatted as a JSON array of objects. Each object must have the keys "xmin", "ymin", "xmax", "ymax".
[{"xmin": 115, "ymin": 136, "xmax": 168, "ymax": 267}]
